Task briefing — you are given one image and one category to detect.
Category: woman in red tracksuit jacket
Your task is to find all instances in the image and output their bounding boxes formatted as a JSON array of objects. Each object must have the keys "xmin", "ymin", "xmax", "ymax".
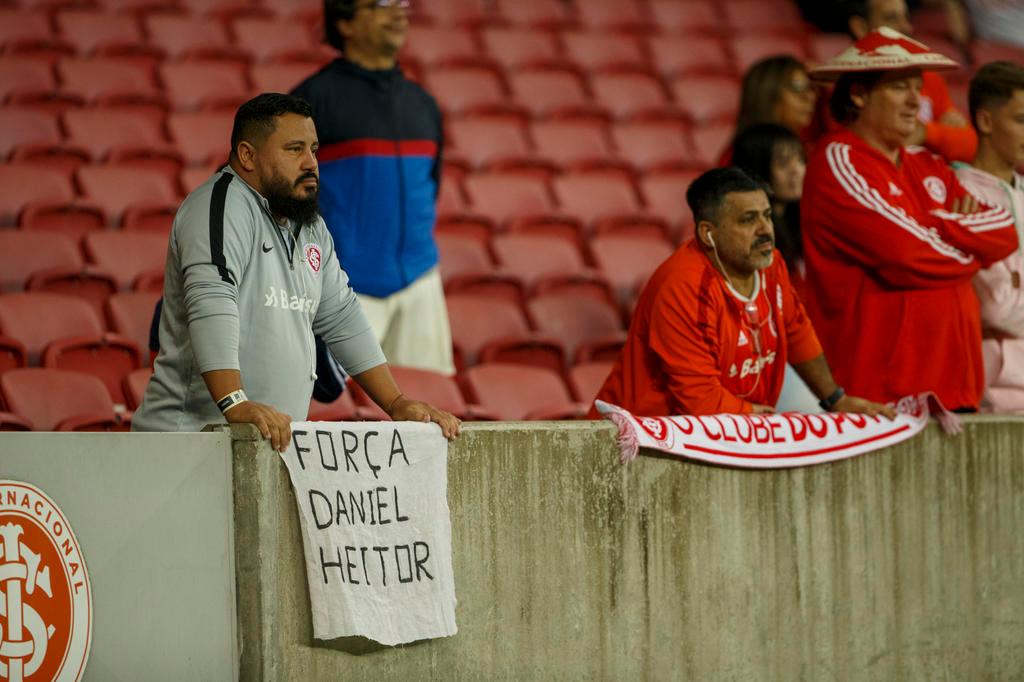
[{"xmin": 802, "ymin": 29, "xmax": 1018, "ymax": 410}]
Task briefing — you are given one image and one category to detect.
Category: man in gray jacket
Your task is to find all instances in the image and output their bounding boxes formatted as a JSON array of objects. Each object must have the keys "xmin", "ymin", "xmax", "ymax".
[{"xmin": 133, "ymin": 93, "xmax": 460, "ymax": 449}]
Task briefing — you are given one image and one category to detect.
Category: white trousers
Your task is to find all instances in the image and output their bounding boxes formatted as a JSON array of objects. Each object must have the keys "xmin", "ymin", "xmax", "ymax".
[{"xmin": 356, "ymin": 268, "xmax": 455, "ymax": 376}]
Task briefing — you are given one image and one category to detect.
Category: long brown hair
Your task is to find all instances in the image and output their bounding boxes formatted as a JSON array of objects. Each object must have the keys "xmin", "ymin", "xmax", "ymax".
[{"xmin": 736, "ymin": 55, "xmax": 808, "ymax": 133}]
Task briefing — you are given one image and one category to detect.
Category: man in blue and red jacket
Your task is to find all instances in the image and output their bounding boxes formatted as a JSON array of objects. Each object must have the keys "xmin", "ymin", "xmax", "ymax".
[{"xmin": 292, "ymin": 0, "xmax": 454, "ymax": 375}]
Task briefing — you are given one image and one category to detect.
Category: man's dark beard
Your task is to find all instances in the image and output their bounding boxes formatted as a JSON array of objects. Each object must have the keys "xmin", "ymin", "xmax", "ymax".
[{"xmin": 265, "ymin": 172, "xmax": 320, "ymax": 227}]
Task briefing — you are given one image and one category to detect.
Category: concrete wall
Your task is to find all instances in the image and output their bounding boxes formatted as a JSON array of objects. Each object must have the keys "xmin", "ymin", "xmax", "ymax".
[
  {"xmin": 231, "ymin": 417, "xmax": 1024, "ymax": 681},
  {"xmin": 1, "ymin": 431, "xmax": 238, "ymax": 681}
]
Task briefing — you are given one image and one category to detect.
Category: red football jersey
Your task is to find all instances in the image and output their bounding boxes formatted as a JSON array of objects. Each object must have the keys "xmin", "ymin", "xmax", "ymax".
[
  {"xmin": 802, "ymin": 129, "xmax": 1018, "ymax": 409},
  {"xmin": 592, "ymin": 240, "xmax": 822, "ymax": 416}
]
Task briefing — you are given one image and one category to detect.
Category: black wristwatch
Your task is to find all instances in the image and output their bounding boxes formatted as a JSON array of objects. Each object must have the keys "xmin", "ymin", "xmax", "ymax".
[{"xmin": 819, "ymin": 387, "xmax": 845, "ymax": 412}]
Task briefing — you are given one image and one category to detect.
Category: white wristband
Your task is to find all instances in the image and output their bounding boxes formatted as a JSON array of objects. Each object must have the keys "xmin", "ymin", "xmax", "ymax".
[{"xmin": 216, "ymin": 389, "xmax": 248, "ymax": 414}]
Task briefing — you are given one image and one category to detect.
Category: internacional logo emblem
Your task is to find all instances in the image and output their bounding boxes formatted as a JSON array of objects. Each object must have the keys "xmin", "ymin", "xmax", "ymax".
[
  {"xmin": 304, "ymin": 243, "xmax": 322, "ymax": 275},
  {"xmin": 0, "ymin": 481, "xmax": 91, "ymax": 682}
]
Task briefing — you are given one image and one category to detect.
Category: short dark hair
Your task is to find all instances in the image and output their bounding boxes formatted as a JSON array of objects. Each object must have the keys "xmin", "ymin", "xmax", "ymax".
[
  {"xmin": 324, "ymin": 0, "xmax": 357, "ymax": 52},
  {"xmin": 845, "ymin": 0, "xmax": 870, "ymax": 21},
  {"xmin": 732, "ymin": 123, "xmax": 804, "ymax": 188},
  {"xmin": 829, "ymin": 71, "xmax": 885, "ymax": 124},
  {"xmin": 736, "ymin": 55, "xmax": 808, "ymax": 133},
  {"xmin": 969, "ymin": 61, "xmax": 1024, "ymax": 129},
  {"xmin": 230, "ymin": 93, "xmax": 314, "ymax": 156},
  {"xmin": 686, "ymin": 167, "xmax": 769, "ymax": 225}
]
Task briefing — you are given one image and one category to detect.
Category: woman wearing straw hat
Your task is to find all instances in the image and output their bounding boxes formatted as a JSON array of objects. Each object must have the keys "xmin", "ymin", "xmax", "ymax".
[{"xmin": 801, "ymin": 28, "xmax": 1019, "ymax": 411}]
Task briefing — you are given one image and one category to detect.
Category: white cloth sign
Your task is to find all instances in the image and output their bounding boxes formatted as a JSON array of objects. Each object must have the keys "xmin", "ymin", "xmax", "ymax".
[
  {"xmin": 596, "ymin": 393, "xmax": 960, "ymax": 469},
  {"xmin": 280, "ymin": 421, "xmax": 457, "ymax": 646}
]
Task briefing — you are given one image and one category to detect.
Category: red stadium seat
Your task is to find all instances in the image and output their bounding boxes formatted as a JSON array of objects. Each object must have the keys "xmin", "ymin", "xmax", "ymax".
[
  {"xmin": 402, "ymin": 26, "xmax": 480, "ymax": 68},
  {"xmin": 436, "ymin": 213, "xmax": 494, "ymax": 247},
  {"xmin": 552, "ymin": 172, "xmax": 644, "ymax": 225},
  {"xmin": 85, "ymin": 232, "xmax": 168, "ymax": 289},
  {"xmin": 0, "ymin": 108, "xmax": 61, "ymax": 158},
  {"xmin": 648, "ymin": 35, "xmax": 734, "ymax": 79},
  {"xmin": 479, "ymin": 28, "xmax": 564, "ymax": 71},
  {"xmin": 463, "ymin": 172, "xmax": 556, "ymax": 226},
  {"xmin": 640, "ymin": 169, "xmax": 702, "ymax": 229},
  {"xmin": 181, "ymin": 164, "xmax": 222, "ymax": 195},
  {"xmin": 590, "ymin": 234, "xmax": 674, "ymax": 301},
  {"xmin": 177, "ymin": 0, "xmax": 273, "ymax": 19},
  {"xmin": 122, "ymin": 366, "xmax": 152, "ymax": 410},
  {"xmin": 25, "ymin": 266, "xmax": 118, "ymax": 318},
  {"xmin": 57, "ymin": 57, "xmax": 162, "ymax": 103},
  {"xmin": 447, "ymin": 293, "xmax": 562, "ymax": 371},
  {"xmin": 416, "ymin": 0, "xmax": 491, "ymax": 26},
  {"xmin": 54, "ymin": 9, "xmax": 148, "ymax": 55},
  {"xmin": 349, "ymin": 366, "xmax": 493, "ymax": 421},
  {"xmin": 0, "ymin": 232, "xmax": 83, "ymax": 291},
  {"xmin": 527, "ymin": 293, "xmax": 626, "ymax": 364},
  {"xmin": 8, "ymin": 144, "xmax": 91, "ymax": 176},
  {"xmin": 18, "ymin": 202, "xmax": 108, "ymax": 242},
  {"xmin": 168, "ymin": 111, "xmax": 234, "ymax": 167},
  {"xmin": 423, "ymin": 66, "xmax": 508, "ymax": 115},
  {"xmin": 731, "ymin": 36, "xmax": 809, "ymax": 73},
  {"xmin": 122, "ymin": 204, "xmax": 176, "ymax": 234},
  {"xmin": 437, "ymin": 232, "xmax": 495, "ymax": 284},
  {"xmin": 0, "ymin": 10, "xmax": 56, "ymax": 51},
  {"xmin": 493, "ymin": 0, "xmax": 572, "ymax": 27},
  {"xmin": 561, "ymin": 31, "xmax": 648, "ymax": 74},
  {"xmin": 143, "ymin": 14, "xmax": 239, "ymax": 60},
  {"xmin": 448, "ymin": 117, "xmax": 536, "ymax": 170},
  {"xmin": 106, "ymin": 292, "xmax": 160, "ymax": 366},
  {"xmin": 77, "ymin": 165, "xmax": 179, "ymax": 221},
  {"xmin": 492, "ymin": 233, "xmax": 589, "ymax": 287},
  {"xmin": 230, "ymin": 18, "xmax": 320, "ymax": 62},
  {"xmin": 96, "ymin": 0, "xmax": 178, "ymax": 11},
  {"xmin": 649, "ymin": 1, "xmax": 721, "ymax": 34},
  {"xmin": 575, "ymin": 0, "xmax": 651, "ymax": 32},
  {"xmin": 159, "ymin": 61, "xmax": 249, "ymax": 111},
  {"xmin": 568, "ymin": 361, "xmax": 614, "ymax": 404},
  {"xmin": 437, "ymin": 176, "xmax": 470, "ymax": 216},
  {"xmin": 670, "ymin": 75, "xmax": 740, "ymax": 125},
  {"xmin": 0, "ymin": 368, "xmax": 127, "ymax": 431},
  {"xmin": 0, "ymin": 163, "xmax": 75, "ymax": 226},
  {"xmin": 0, "ymin": 57, "xmax": 56, "ymax": 100},
  {"xmin": 611, "ymin": 120, "xmax": 696, "ymax": 172},
  {"xmin": 691, "ymin": 121, "xmax": 734, "ymax": 167},
  {"xmin": 63, "ymin": 108, "xmax": 170, "ymax": 160},
  {"xmin": 723, "ymin": 0, "xmax": 805, "ymax": 34},
  {"xmin": 0, "ymin": 291, "xmax": 130, "ymax": 361},
  {"xmin": 308, "ymin": 391, "xmax": 361, "ymax": 421},
  {"xmin": 591, "ymin": 72, "xmax": 677, "ymax": 120},
  {"xmin": 0, "ymin": 412, "xmax": 33, "ymax": 431},
  {"xmin": 971, "ymin": 40, "xmax": 1024, "ymax": 67},
  {"xmin": 249, "ymin": 62, "xmax": 319, "ymax": 94},
  {"xmin": 507, "ymin": 68, "xmax": 594, "ymax": 119},
  {"xmin": 460, "ymin": 363, "xmax": 584, "ymax": 420},
  {"xmin": 530, "ymin": 118, "xmax": 618, "ymax": 168},
  {"xmin": 809, "ymin": 34, "xmax": 851, "ymax": 65},
  {"xmin": 0, "ymin": 336, "xmax": 28, "ymax": 376}
]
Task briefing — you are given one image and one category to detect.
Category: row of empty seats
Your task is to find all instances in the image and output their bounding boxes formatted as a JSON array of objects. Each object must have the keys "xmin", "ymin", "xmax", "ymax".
[
  {"xmin": 0, "ymin": 357, "xmax": 614, "ymax": 432},
  {"xmin": 0, "ymin": 55, "xmax": 321, "ymax": 111},
  {"xmin": 1, "ymin": 0, "xmax": 806, "ymax": 35},
  {"xmin": 0, "ymin": 281, "xmax": 625, "ymax": 392},
  {"xmin": 0, "ymin": 105, "xmax": 719, "ymax": 183}
]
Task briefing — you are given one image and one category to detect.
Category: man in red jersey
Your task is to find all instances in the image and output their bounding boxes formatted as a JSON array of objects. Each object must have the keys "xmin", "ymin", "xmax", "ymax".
[
  {"xmin": 802, "ymin": 28, "xmax": 1018, "ymax": 410},
  {"xmin": 591, "ymin": 167, "xmax": 892, "ymax": 418}
]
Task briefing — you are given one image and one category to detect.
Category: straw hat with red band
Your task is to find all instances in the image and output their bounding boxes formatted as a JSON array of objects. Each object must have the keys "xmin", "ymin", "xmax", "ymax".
[{"xmin": 809, "ymin": 27, "xmax": 959, "ymax": 81}]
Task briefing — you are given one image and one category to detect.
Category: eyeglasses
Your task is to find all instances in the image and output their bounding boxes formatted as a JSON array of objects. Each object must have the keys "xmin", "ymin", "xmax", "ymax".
[
  {"xmin": 357, "ymin": 0, "xmax": 411, "ymax": 10},
  {"xmin": 785, "ymin": 80, "xmax": 813, "ymax": 95}
]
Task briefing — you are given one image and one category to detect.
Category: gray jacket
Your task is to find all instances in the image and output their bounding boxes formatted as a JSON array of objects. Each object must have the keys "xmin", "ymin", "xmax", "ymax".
[{"xmin": 133, "ymin": 166, "xmax": 386, "ymax": 432}]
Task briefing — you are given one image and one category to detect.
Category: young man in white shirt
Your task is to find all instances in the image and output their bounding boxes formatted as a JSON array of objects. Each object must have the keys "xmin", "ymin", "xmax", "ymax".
[{"xmin": 954, "ymin": 61, "xmax": 1024, "ymax": 412}]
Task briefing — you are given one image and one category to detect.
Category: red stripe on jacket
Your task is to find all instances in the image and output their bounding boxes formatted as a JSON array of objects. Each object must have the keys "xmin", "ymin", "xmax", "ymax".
[{"xmin": 318, "ymin": 139, "xmax": 438, "ymax": 162}]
